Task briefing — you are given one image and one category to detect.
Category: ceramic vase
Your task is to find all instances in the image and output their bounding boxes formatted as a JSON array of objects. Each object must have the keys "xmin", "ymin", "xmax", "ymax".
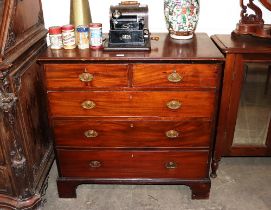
[{"xmin": 164, "ymin": 0, "xmax": 199, "ymax": 39}]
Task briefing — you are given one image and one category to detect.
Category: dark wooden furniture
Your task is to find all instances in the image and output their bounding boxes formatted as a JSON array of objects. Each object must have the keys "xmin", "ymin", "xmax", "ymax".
[
  {"xmin": 211, "ymin": 34, "xmax": 271, "ymax": 177},
  {"xmin": 233, "ymin": 0, "xmax": 271, "ymax": 39},
  {"xmin": 39, "ymin": 33, "xmax": 224, "ymax": 199},
  {"xmin": 0, "ymin": 0, "xmax": 54, "ymax": 209}
]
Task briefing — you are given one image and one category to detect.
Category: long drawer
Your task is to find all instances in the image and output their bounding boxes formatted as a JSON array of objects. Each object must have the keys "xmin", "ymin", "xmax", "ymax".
[
  {"xmin": 44, "ymin": 64, "xmax": 129, "ymax": 90},
  {"xmin": 48, "ymin": 91, "xmax": 215, "ymax": 118},
  {"xmin": 53, "ymin": 120, "xmax": 212, "ymax": 148},
  {"xmin": 57, "ymin": 149, "xmax": 209, "ymax": 179},
  {"xmin": 133, "ymin": 64, "xmax": 220, "ymax": 88}
]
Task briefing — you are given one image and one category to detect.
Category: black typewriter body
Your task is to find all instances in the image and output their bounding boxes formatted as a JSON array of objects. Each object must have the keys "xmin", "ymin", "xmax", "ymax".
[{"xmin": 104, "ymin": 1, "xmax": 151, "ymax": 51}]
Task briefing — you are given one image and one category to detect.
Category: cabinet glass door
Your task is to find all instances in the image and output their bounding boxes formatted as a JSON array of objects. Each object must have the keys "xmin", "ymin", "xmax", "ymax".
[{"xmin": 233, "ymin": 63, "xmax": 271, "ymax": 146}]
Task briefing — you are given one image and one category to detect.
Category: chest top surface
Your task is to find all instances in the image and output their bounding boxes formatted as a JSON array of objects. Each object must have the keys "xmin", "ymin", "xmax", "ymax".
[
  {"xmin": 39, "ymin": 33, "xmax": 224, "ymax": 63},
  {"xmin": 212, "ymin": 34, "xmax": 271, "ymax": 54}
]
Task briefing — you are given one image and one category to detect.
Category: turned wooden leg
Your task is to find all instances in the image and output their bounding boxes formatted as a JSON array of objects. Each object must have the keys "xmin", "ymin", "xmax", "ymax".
[
  {"xmin": 189, "ymin": 182, "xmax": 211, "ymax": 200},
  {"xmin": 57, "ymin": 179, "xmax": 78, "ymax": 198},
  {"xmin": 210, "ymin": 158, "xmax": 220, "ymax": 178}
]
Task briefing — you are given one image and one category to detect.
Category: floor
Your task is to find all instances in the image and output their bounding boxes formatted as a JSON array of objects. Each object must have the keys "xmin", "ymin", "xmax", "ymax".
[{"xmin": 42, "ymin": 157, "xmax": 271, "ymax": 210}]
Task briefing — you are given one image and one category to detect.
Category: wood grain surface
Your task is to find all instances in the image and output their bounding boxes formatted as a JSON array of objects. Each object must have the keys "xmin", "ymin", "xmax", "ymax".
[
  {"xmin": 57, "ymin": 149, "xmax": 209, "ymax": 179},
  {"xmin": 53, "ymin": 119, "xmax": 212, "ymax": 148},
  {"xmin": 48, "ymin": 91, "xmax": 215, "ymax": 118},
  {"xmin": 133, "ymin": 64, "xmax": 220, "ymax": 88},
  {"xmin": 45, "ymin": 64, "xmax": 129, "ymax": 90}
]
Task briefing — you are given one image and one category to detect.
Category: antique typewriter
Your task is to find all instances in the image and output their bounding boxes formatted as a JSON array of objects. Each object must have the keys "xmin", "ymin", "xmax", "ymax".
[{"xmin": 104, "ymin": 1, "xmax": 151, "ymax": 51}]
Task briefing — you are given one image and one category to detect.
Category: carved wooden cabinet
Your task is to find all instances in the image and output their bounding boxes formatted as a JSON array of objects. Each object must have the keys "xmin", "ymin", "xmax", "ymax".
[
  {"xmin": 39, "ymin": 33, "xmax": 224, "ymax": 199},
  {"xmin": 0, "ymin": 0, "xmax": 54, "ymax": 209}
]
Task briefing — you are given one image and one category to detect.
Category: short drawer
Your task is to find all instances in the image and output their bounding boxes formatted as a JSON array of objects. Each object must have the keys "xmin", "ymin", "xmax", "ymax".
[
  {"xmin": 133, "ymin": 64, "xmax": 220, "ymax": 88},
  {"xmin": 53, "ymin": 120, "xmax": 212, "ymax": 148},
  {"xmin": 57, "ymin": 149, "xmax": 209, "ymax": 179},
  {"xmin": 44, "ymin": 64, "xmax": 129, "ymax": 90},
  {"xmin": 48, "ymin": 91, "xmax": 215, "ymax": 118}
]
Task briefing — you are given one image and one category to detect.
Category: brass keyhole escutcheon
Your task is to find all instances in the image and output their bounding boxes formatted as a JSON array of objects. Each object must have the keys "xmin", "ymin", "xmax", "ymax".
[
  {"xmin": 81, "ymin": 100, "xmax": 96, "ymax": 109},
  {"xmin": 84, "ymin": 130, "xmax": 98, "ymax": 138},
  {"xmin": 89, "ymin": 160, "xmax": 101, "ymax": 168},
  {"xmin": 165, "ymin": 161, "xmax": 177, "ymax": 169},
  {"xmin": 168, "ymin": 70, "xmax": 182, "ymax": 83},
  {"xmin": 79, "ymin": 72, "xmax": 94, "ymax": 82},
  {"xmin": 167, "ymin": 100, "xmax": 181, "ymax": 110},
  {"xmin": 165, "ymin": 130, "xmax": 180, "ymax": 139}
]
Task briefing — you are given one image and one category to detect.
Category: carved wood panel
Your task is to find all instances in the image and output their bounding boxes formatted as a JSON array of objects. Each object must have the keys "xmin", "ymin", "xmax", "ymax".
[
  {"xmin": 4, "ymin": 0, "xmax": 16, "ymax": 52},
  {"xmin": 0, "ymin": 94, "xmax": 32, "ymax": 199},
  {"xmin": 0, "ymin": 0, "xmax": 53, "ymax": 208},
  {"xmin": 11, "ymin": 60, "xmax": 52, "ymax": 183},
  {"xmin": 0, "ymin": 166, "xmax": 12, "ymax": 194},
  {"xmin": 0, "ymin": 145, "xmax": 3, "ymax": 165},
  {"xmin": 0, "ymin": 43, "xmax": 53, "ymax": 208},
  {"xmin": 0, "ymin": 1, "xmax": 4, "ymax": 28},
  {"xmin": 13, "ymin": 0, "xmax": 42, "ymax": 35},
  {"xmin": 4, "ymin": 0, "xmax": 45, "ymax": 56}
]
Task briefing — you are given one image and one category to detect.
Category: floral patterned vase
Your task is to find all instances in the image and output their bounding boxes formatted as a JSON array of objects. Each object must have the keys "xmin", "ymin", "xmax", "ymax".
[{"xmin": 164, "ymin": 0, "xmax": 199, "ymax": 39}]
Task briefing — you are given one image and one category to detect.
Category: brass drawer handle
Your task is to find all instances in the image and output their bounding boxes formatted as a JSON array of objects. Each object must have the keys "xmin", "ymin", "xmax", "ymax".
[
  {"xmin": 167, "ymin": 100, "xmax": 181, "ymax": 110},
  {"xmin": 79, "ymin": 72, "xmax": 93, "ymax": 82},
  {"xmin": 166, "ymin": 130, "xmax": 180, "ymax": 138},
  {"xmin": 84, "ymin": 130, "xmax": 98, "ymax": 138},
  {"xmin": 89, "ymin": 160, "xmax": 101, "ymax": 168},
  {"xmin": 168, "ymin": 70, "xmax": 182, "ymax": 83},
  {"xmin": 165, "ymin": 161, "xmax": 177, "ymax": 169},
  {"xmin": 81, "ymin": 100, "xmax": 96, "ymax": 109}
]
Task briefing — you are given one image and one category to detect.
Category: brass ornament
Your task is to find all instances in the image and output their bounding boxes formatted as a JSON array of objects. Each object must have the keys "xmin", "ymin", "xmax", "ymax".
[
  {"xmin": 165, "ymin": 161, "xmax": 177, "ymax": 169},
  {"xmin": 167, "ymin": 100, "xmax": 181, "ymax": 110},
  {"xmin": 84, "ymin": 130, "xmax": 98, "ymax": 138},
  {"xmin": 79, "ymin": 72, "xmax": 93, "ymax": 82},
  {"xmin": 165, "ymin": 130, "xmax": 180, "ymax": 138},
  {"xmin": 81, "ymin": 100, "xmax": 96, "ymax": 109},
  {"xmin": 89, "ymin": 160, "xmax": 101, "ymax": 168},
  {"xmin": 168, "ymin": 70, "xmax": 182, "ymax": 83}
]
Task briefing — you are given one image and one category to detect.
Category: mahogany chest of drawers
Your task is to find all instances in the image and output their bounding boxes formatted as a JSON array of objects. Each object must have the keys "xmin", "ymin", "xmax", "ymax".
[{"xmin": 39, "ymin": 33, "xmax": 224, "ymax": 199}]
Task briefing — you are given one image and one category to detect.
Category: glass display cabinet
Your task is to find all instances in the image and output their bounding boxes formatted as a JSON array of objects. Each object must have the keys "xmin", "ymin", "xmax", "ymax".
[
  {"xmin": 211, "ymin": 35, "xmax": 271, "ymax": 178},
  {"xmin": 211, "ymin": 0, "xmax": 271, "ymax": 177}
]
